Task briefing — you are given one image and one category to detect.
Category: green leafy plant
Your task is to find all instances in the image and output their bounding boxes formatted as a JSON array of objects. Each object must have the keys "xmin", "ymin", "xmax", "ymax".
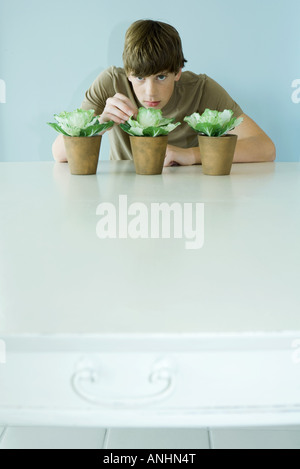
[
  {"xmin": 184, "ymin": 109, "xmax": 243, "ymax": 137},
  {"xmin": 120, "ymin": 107, "xmax": 181, "ymax": 137},
  {"xmin": 47, "ymin": 108, "xmax": 114, "ymax": 137}
]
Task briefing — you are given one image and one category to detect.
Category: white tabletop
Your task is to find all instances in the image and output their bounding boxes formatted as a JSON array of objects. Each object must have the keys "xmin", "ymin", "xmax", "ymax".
[{"xmin": 0, "ymin": 161, "xmax": 299, "ymax": 336}]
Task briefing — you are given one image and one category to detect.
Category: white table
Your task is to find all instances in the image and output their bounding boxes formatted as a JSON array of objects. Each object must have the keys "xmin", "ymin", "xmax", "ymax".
[{"xmin": 0, "ymin": 161, "xmax": 299, "ymax": 429}]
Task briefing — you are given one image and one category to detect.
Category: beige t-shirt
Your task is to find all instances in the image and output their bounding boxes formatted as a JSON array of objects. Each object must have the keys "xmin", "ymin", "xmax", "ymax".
[{"xmin": 81, "ymin": 66, "xmax": 243, "ymax": 161}]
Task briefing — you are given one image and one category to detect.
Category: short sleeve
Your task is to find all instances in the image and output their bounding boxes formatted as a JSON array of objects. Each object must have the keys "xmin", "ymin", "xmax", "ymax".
[
  {"xmin": 201, "ymin": 76, "xmax": 243, "ymax": 117},
  {"xmin": 81, "ymin": 67, "xmax": 116, "ymax": 115}
]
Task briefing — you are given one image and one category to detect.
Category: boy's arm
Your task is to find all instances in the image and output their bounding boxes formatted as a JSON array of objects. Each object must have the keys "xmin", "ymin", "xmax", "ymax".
[
  {"xmin": 229, "ymin": 114, "xmax": 276, "ymax": 163},
  {"xmin": 164, "ymin": 145, "xmax": 199, "ymax": 167},
  {"xmin": 164, "ymin": 114, "xmax": 276, "ymax": 166}
]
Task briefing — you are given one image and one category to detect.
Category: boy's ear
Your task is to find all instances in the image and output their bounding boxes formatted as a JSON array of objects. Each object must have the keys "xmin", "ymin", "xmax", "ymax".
[{"xmin": 175, "ymin": 68, "xmax": 182, "ymax": 81}]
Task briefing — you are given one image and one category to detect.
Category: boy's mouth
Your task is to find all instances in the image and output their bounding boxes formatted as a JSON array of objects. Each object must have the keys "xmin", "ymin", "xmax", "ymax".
[{"xmin": 144, "ymin": 101, "xmax": 161, "ymax": 108}]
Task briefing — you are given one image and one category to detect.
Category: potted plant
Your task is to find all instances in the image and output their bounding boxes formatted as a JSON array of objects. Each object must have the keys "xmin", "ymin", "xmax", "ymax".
[
  {"xmin": 48, "ymin": 109, "xmax": 113, "ymax": 175},
  {"xmin": 120, "ymin": 108, "xmax": 181, "ymax": 175},
  {"xmin": 184, "ymin": 109, "xmax": 243, "ymax": 175}
]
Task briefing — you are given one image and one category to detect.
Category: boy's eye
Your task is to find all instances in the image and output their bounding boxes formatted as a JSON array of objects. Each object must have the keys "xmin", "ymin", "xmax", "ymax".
[
  {"xmin": 136, "ymin": 77, "xmax": 144, "ymax": 82},
  {"xmin": 157, "ymin": 75, "xmax": 167, "ymax": 81}
]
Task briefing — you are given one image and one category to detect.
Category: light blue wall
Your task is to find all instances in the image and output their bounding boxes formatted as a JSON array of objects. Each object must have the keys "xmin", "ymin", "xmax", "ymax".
[{"xmin": 0, "ymin": 0, "xmax": 299, "ymax": 162}]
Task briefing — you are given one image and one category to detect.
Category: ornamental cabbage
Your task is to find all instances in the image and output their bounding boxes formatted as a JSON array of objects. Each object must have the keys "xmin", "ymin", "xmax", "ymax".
[
  {"xmin": 47, "ymin": 109, "xmax": 114, "ymax": 137},
  {"xmin": 184, "ymin": 109, "xmax": 243, "ymax": 137},
  {"xmin": 120, "ymin": 107, "xmax": 181, "ymax": 137}
]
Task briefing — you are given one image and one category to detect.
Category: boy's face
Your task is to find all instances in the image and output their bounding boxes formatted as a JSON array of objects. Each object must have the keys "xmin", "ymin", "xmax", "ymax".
[{"xmin": 128, "ymin": 69, "xmax": 182, "ymax": 110}]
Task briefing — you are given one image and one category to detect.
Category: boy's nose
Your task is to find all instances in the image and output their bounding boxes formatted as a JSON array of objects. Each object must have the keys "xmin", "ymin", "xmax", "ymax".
[{"xmin": 145, "ymin": 79, "xmax": 157, "ymax": 98}]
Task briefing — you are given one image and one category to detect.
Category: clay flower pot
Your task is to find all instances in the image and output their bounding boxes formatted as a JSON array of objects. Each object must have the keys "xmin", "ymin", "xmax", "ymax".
[
  {"xmin": 198, "ymin": 134, "xmax": 238, "ymax": 176},
  {"xmin": 130, "ymin": 136, "xmax": 168, "ymax": 175},
  {"xmin": 63, "ymin": 135, "xmax": 102, "ymax": 175}
]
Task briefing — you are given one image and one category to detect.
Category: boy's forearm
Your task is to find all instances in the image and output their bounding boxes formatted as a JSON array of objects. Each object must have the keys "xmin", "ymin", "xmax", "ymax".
[
  {"xmin": 189, "ymin": 147, "xmax": 201, "ymax": 164},
  {"xmin": 233, "ymin": 135, "xmax": 276, "ymax": 163},
  {"xmin": 164, "ymin": 145, "xmax": 200, "ymax": 166}
]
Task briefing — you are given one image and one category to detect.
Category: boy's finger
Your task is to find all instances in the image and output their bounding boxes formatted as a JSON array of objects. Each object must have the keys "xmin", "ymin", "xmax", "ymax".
[{"xmin": 113, "ymin": 94, "xmax": 138, "ymax": 118}]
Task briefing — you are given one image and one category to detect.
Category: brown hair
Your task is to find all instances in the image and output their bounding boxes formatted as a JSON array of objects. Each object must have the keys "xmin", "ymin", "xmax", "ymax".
[{"xmin": 123, "ymin": 20, "xmax": 187, "ymax": 77}]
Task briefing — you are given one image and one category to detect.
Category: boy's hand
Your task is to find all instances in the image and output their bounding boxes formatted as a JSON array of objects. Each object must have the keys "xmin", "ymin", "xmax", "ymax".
[{"xmin": 99, "ymin": 93, "xmax": 138, "ymax": 125}]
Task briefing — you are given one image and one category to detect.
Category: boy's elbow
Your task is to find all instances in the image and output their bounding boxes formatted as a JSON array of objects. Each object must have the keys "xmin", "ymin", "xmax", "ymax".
[
  {"xmin": 267, "ymin": 138, "xmax": 276, "ymax": 162},
  {"xmin": 258, "ymin": 134, "xmax": 276, "ymax": 162},
  {"xmin": 53, "ymin": 151, "xmax": 68, "ymax": 163},
  {"xmin": 52, "ymin": 136, "xmax": 68, "ymax": 163}
]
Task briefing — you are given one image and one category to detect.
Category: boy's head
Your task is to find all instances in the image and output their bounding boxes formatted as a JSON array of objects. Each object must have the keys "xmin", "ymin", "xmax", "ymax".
[
  {"xmin": 123, "ymin": 20, "xmax": 187, "ymax": 77},
  {"xmin": 123, "ymin": 20, "xmax": 187, "ymax": 110}
]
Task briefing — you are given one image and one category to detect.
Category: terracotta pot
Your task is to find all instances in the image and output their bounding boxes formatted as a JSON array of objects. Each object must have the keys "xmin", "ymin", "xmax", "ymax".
[
  {"xmin": 130, "ymin": 136, "xmax": 168, "ymax": 175},
  {"xmin": 63, "ymin": 135, "xmax": 102, "ymax": 175},
  {"xmin": 198, "ymin": 134, "xmax": 238, "ymax": 176}
]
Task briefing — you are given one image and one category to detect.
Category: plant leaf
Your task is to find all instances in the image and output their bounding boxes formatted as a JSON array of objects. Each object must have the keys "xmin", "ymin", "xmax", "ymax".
[
  {"xmin": 120, "ymin": 107, "xmax": 180, "ymax": 137},
  {"xmin": 143, "ymin": 126, "xmax": 169, "ymax": 137},
  {"xmin": 184, "ymin": 110, "xmax": 243, "ymax": 137},
  {"xmin": 47, "ymin": 122, "xmax": 70, "ymax": 136},
  {"xmin": 48, "ymin": 108, "xmax": 114, "ymax": 137},
  {"xmin": 120, "ymin": 123, "xmax": 144, "ymax": 136},
  {"xmin": 80, "ymin": 121, "xmax": 114, "ymax": 136}
]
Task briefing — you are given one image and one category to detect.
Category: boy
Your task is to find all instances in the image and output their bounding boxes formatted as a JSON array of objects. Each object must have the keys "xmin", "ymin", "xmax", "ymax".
[{"xmin": 52, "ymin": 20, "xmax": 276, "ymax": 165}]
